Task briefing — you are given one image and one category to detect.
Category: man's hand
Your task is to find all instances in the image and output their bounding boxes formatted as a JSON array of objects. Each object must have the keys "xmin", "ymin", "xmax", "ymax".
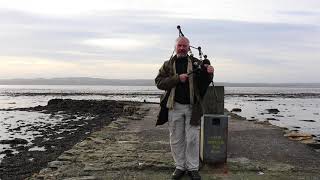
[
  {"xmin": 179, "ymin": 74, "xmax": 188, "ymax": 83},
  {"xmin": 207, "ymin": 65, "xmax": 214, "ymax": 74}
]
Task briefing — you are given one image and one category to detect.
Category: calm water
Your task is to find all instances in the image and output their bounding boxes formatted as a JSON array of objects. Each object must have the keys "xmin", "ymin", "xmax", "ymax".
[{"xmin": 1, "ymin": 85, "xmax": 320, "ymax": 95}]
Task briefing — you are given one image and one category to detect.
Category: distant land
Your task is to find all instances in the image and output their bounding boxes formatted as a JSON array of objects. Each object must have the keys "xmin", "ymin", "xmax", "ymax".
[{"xmin": 0, "ymin": 77, "xmax": 320, "ymax": 87}]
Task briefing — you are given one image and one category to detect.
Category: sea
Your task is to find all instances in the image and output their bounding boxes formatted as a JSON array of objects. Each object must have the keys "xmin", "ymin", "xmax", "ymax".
[{"xmin": 1, "ymin": 85, "xmax": 320, "ymax": 161}]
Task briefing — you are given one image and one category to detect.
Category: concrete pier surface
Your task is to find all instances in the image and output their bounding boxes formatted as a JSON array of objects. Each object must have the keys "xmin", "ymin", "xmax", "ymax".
[{"xmin": 29, "ymin": 103, "xmax": 320, "ymax": 180}]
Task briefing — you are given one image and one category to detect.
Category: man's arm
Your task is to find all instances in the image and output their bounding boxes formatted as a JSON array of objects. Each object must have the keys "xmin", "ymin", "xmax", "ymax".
[{"xmin": 155, "ymin": 61, "xmax": 180, "ymax": 91}]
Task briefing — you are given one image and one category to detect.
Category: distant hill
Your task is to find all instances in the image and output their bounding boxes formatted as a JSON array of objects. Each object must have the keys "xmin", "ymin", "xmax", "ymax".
[
  {"xmin": 0, "ymin": 77, "xmax": 154, "ymax": 86},
  {"xmin": 0, "ymin": 77, "xmax": 320, "ymax": 87}
]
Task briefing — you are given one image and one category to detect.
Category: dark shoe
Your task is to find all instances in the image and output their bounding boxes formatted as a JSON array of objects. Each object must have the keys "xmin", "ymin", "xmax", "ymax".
[
  {"xmin": 172, "ymin": 168, "xmax": 185, "ymax": 179},
  {"xmin": 187, "ymin": 170, "xmax": 201, "ymax": 180}
]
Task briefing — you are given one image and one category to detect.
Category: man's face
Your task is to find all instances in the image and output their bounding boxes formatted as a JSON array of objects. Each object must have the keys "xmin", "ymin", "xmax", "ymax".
[{"xmin": 175, "ymin": 38, "xmax": 189, "ymax": 57}]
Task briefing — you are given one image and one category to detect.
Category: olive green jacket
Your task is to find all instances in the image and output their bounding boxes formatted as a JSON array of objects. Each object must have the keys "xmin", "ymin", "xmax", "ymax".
[{"xmin": 155, "ymin": 55, "xmax": 213, "ymax": 126}]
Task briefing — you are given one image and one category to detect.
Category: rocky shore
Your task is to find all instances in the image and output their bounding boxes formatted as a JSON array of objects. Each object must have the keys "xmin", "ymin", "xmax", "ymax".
[
  {"xmin": 27, "ymin": 103, "xmax": 320, "ymax": 180},
  {"xmin": 0, "ymin": 99, "xmax": 141, "ymax": 180}
]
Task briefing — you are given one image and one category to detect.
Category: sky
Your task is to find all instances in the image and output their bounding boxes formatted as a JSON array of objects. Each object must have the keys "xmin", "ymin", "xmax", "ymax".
[{"xmin": 0, "ymin": 0, "xmax": 319, "ymax": 83}]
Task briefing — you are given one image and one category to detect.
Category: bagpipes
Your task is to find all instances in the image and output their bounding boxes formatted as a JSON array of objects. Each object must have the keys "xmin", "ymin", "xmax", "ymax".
[{"xmin": 175, "ymin": 25, "xmax": 212, "ymax": 76}]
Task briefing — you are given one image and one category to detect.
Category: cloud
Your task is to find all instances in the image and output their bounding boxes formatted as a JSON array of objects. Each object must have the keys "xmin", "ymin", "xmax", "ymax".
[
  {"xmin": 0, "ymin": 56, "xmax": 161, "ymax": 79},
  {"xmin": 279, "ymin": 10, "xmax": 320, "ymax": 16},
  {"xmin": 1, "ymin": 0, "xmax": 319, "ymax": 24},
  {"xmin": 82, "ymin": 37, "xmax": 160, "ymax": 51},
  {"xmin": 213, "ymin": 57, "xmax": 320, "ymax": 83},
  {"xmin": 0, "ymin": 7, "xmax": 319, "ymax": 82},
  {"xmin": 0, "ymin": 9, "xmax": 176, "ymax": 62}
]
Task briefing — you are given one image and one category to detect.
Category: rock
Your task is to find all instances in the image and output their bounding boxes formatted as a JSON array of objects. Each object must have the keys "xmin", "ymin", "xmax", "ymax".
[
  {"xmin": 47, "ymin": 98, "xmax": 64, "ymax": 106},
  {"xmin": 86, "ymin": 137, "xmax": 105, "ymax": 144},
  {"xmin": 46, "ymin": 99, "xmax": 124, "ymax": 116},
  {"xmin": 231, "ymin": 108, "xmax": 242, "ymax": 112},
  {"xmin": 69, "ymin": 115, "xmax": 77, "ymax": 119},
  {"xmin": 274, "ymin": 115, "xmax": 284, "ymax": 117},
  {"xmin": 248, "ymin": 99, "xmax": 273, "ymax": 101},
  {"xmin": 15, "ymin": 145, "xmax": 29, "ymax": 151},
  {"xmin": 266, "ymin": 109, "xmax": 280, "ymax": 114},
  {"xmin": 0, "ymin": 138, "xmax": 28, "ymax": 145},
  {"xmin": 266, "ymin": 118, "xmax": 277, "ymax": 121},
  {"xmin": 284, "ymin": 132, "xmax": 313, "ymax": 141},
  {"xmin": 299, "ymin": 120, "xmax": 316, "ymax": 122},
  {"xmin": 1, "ymin": 149, "xmax": 13, "ymax": 155},
  {"xmin": 48, "ymin": 161, "xmax": 65, "ymax": 168},
  {"xmin": 12, "ymin": 127, "xmax": 21, "ymax": 131},
  {"xmin": 57, "ymin": 154, "xmax": 76, "ymax": 161},
  {"xmin": 230, "ymin": 113, "xmax": 246, "ymax": 120},
  {"xmin": 33, "ymin": 105, "xmax": 44, "ymax": 110}
]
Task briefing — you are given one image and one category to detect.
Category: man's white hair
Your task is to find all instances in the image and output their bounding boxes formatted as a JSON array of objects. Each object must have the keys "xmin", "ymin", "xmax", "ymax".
[{"xmin": 175, "ymin": 36, "xmax": 190, "ymax": 45}]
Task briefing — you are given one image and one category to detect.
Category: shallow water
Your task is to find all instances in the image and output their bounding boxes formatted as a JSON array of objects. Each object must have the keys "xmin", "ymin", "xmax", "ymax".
[
  {"xmin": 225, "ymin": 86, "xmax": 320, "ymax": 94},
  {"xmin": 0, "ymin": 110, "xmax": 90, "ymax": 162},
  {"xmin": 0, "ymin": 85, "xmax": 160, "ymax": 95},
  {"xmin": 225, "ymin": 96, "xmax": 320, "ymax": 139}
]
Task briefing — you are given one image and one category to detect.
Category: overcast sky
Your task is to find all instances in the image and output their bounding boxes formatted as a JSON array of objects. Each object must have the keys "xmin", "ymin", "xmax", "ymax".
[{"xmin": 0, "ymin": 0, "xmax": 319, "ymax": 83}]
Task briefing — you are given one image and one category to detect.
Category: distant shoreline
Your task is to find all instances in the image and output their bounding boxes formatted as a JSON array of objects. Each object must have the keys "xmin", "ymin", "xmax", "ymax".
[
  {"xmin": 1, "ymin": 92, "xmax": 320, "ymax": 98},
  {"xmin": 1, "ymin": 77, "xmax": 320, "ymax": 87}
]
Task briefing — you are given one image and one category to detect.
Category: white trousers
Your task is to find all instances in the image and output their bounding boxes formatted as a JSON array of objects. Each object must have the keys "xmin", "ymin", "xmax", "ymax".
[{"xmin": 168, "ymin": 102, "xmax": 200, "ymax": 171}]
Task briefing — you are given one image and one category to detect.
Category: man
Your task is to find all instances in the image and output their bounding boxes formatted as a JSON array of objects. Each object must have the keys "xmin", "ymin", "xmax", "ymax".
[{"xmin": 155, "ymin": 36, "xmax": 214, "ymax": 180}]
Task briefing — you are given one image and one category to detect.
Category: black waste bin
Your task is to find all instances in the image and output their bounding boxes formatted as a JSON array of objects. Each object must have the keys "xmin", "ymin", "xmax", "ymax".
[{"xmin": 200, "ymin": 114, "xmax": 228, "ymax": 164}]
